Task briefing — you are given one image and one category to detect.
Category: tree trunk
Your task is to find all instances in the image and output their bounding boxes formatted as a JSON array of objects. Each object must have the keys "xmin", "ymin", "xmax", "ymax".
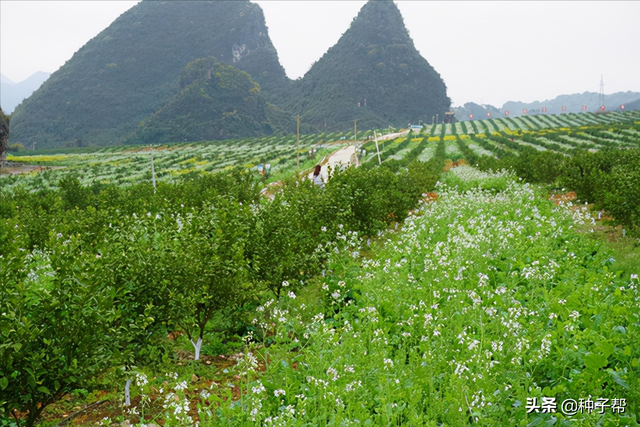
[
  {"xmin": 191, "ymin": 337, "xmax": 203, "ymax": 361},
  {"xmin": 124, "ymin": 378, "xmax": 132, "ymax": 406}
]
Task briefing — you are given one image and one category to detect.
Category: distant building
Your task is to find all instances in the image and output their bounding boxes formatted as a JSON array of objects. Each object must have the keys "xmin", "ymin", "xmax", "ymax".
[
  {"xmin": 410, "ymin": 124, "xmax": 422, "ymax": 133},
  {"xmin": 443, "ymin": 111, "xmax": 456, "ymax": 124}
]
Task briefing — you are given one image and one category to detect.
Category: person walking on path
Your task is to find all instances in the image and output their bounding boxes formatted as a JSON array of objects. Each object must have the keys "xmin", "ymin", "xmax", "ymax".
[{"xmin": 312, "ymin": 164, "xmax": 324, "ymax": 188}]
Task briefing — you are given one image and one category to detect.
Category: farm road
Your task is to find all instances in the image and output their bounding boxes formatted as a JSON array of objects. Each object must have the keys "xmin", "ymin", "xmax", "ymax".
[
  {"xmin": 306, "ymin": 129, "xmax": 409, "ymax": 183},
  {"xmin": 308, "ymin": 145, "xmax": 357, "ymax": 183},
  {"xmin": 376, "ymin": 129, "xmax": 410, "ymax": 141}
]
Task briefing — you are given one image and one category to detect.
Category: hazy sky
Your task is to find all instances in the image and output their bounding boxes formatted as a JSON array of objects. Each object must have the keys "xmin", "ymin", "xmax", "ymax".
[{"xmin": 1, "ymin": 1, "xmax": 639, "ymax": 107}]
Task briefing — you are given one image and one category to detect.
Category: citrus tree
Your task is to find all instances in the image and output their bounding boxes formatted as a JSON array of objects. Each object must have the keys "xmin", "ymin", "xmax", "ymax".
[{"xmin": 0, "ymin": 235, "xmax": 117, "ymax": 427}]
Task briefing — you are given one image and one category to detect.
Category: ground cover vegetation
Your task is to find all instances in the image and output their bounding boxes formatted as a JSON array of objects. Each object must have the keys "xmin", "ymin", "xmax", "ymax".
[
  {"xmin": 210, "ymin": 169, "xmax": 639, "ymax": 426},
  {"xmin": 1, "ymin": 110, "xmax": 638, "ymax": 426}
]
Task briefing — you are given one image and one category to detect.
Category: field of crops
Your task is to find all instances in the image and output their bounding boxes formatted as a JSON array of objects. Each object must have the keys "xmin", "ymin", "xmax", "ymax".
[
  {"xmin": 1, "ymin": 110, "xmax": 639, "ymax": 426},
  {"xmin": 359, "ymin": 110, "xmax": 640, "ymax": 167},
  {"xmin": 3, "ymin": 111, "xmax": 638, "ymax": 193},
  {"xmin": 1, "ymin": 132, "xmax": 363, "ymax": 192}
]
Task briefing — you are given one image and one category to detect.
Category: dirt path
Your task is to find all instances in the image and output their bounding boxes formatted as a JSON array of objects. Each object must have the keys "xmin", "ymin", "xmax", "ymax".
[
  {"xmin": 0, "ymin": 165, "xmax": 64, "ymax": 175},
  {"xmin": 375, "ymin": 129, "xmax": 410, "ymax": 142},
  {"xmin": 308, "ymin": 145, "xmax": 357, "ymax": 182}
]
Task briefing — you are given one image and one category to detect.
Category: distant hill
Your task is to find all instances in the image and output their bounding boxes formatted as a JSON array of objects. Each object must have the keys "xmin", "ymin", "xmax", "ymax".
[
  {"xmin": 453, "ymin": 102, "xmax": 502, "ymax": 122},
  {"xmin": 124, "ymin": 57, "xmax": 292, "ymax": 144},
  {"xmin": 0, "ymin": 72, "xmax": 50, "ymax": 114},
  {"xmin": 618, "ymin": 98, "xmax": 640, "ymax": 111},
  {"xmin": 503, "ymin": 91, "xmax": 640, "ymax": 116},
  {"xmin": 454, "ymin": 91, "xmax": 640, "ymax": 121},
  {"xmin": 9, "ymin": 0, "xmax": 287, "ymax": 148},
  {"xmin": 1, "ymin": 74, "xmax": 15, "ymax": 85},
  {"xmin": 282, "ymin": 0, "xmax": 450, "ymax": 132}
]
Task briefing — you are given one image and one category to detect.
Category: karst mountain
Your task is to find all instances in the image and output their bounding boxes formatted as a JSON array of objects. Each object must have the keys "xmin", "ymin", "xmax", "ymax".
[
  {"xmin": 9, "ymin": 0, "xmax": 451, "ymax": 148},
  {"xmin": 283, "ymin": 0, "xmax": 450, "ymax": 132}
]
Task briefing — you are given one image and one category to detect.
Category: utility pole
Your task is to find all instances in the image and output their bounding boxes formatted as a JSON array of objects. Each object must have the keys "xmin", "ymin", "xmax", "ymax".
[
  {"xmin": 296, "ymin": 115, "xmax": 300, "ymax": 170},
  {"xmin": 150, "ymin": 151, "xmax": 156, "ymax": 194},
  {"xmin": 599, "ymin": 75, "xmax": 605, "ymax": 109},
  {"xmin": 374, "ymin": 131, "xmax": 381, "ymax": 165}
]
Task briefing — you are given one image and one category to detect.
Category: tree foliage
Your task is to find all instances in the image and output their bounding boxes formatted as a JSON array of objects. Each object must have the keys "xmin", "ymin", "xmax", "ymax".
[{"xmin": 0, "ymin": 159, "xmax": 443, "ymax": 425}]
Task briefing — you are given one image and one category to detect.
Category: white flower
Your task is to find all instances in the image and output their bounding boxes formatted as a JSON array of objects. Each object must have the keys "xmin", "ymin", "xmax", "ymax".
[
  {"xmin": 326, "ymin": 367, "xmax": 339, "ymax": 381},
  {"xmin": 135, "ymin": 373, "xmax": 148, "ymax": 386},
  {"xmin": 251, "ymin": 381, "xmax": 266, "ymax": 395},
  {"xmin": 287, "ymin": 291, "xmax": 296, "ymax": 299},
  {"xmin": 274, "ymin": 389, "xmax": 286, "ymax": 397}
]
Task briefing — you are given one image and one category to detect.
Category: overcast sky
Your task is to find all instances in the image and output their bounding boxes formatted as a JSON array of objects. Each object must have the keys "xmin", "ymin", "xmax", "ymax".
[{"xmin": 1, "ymin": 1, "xmax": 639, "ymax": 107}]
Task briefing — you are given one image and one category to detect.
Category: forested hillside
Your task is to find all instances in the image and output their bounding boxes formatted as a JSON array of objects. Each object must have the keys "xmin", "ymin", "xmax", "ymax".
[
  {"xmin": 8, "ymin": 0, "xmax": 452, "ymax": 148},
  {"xmin": 282, "ymin": 0, "xmax": 450, "ymax": 132},
  {"xmin": 9, "ymin": 0, "xmax": 287, "ymax": 147},
  {"xmin": 124, "ymin": 57, "xmax": 293, "ymax": 144}
]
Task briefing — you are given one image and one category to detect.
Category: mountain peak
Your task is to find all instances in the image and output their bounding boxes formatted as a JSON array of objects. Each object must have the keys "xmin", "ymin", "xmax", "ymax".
[
  {"xmin": 1, "ymin": 74, "xmax": 15, "ymax": 86},
  {"xmin": 335, "ymin": 0, "xmax": 413, "ymax": 52},
  {"xmin": 286, "ymin": 0, "xmax": 450, "ymax": 131},
  {"xmin": 356, "ymin": 0, "xmax": 408, "ymax": 34}
]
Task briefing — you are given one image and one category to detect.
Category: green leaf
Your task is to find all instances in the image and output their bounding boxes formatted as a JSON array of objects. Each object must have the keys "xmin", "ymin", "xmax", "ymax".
[
  {"xmin": 0, "ymin": 376, "xmax": 8, "ymax": 390},
  {"xmin": 595, "ymin": 341, "xmax": 615, "ymax": 358},
  {"xmin": 584, "ymin": 353, "xmax": 608, "ymax": 370},
  {"xmin": 608, "ymin": 370, "xmax": 629, "ymax": 390},
  {"xmin": 37, "ymin": 386, "xmax": 50, "ymax": 395},
  {"xmin": 526, "ymin": 416, "xmax": 545, "ymax": 427}
]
